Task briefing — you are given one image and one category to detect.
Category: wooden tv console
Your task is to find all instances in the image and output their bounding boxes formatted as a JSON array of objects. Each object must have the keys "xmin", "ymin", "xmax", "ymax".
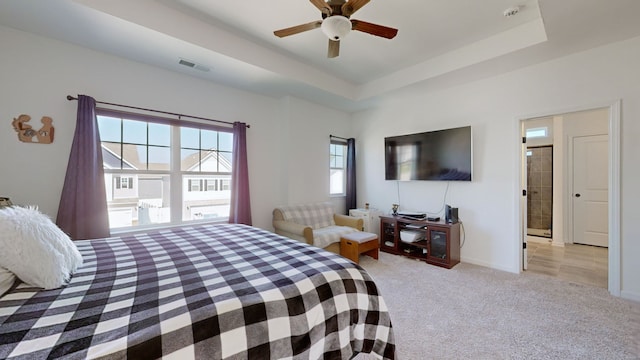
[{"xmin": 379, "ymin": 215, "xmax": 460, "ymax": 269}]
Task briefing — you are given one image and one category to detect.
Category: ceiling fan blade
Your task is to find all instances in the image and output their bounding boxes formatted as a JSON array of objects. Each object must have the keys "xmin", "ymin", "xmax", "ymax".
[
  {"xmin": 342, "ymin": 0, "xmax": 370, "ymax": 17},
  {"xmin": 351, "ymin": 19, "xmax": 398, "ymax": 39},
  {"xmin": 310, "ymin": 0, "xmax": 332, "ymax": 15},
  {"xmin": 274, "ymin": 20, "xmax": 322, "ymax": 38},
  {"xmin": 328, "ymin": 39, "xmax": 340, "ymax": 58}
]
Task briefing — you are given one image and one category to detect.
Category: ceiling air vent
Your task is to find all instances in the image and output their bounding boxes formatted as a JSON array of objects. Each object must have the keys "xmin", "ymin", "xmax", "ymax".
[
  {"xmin": 503, "ymin": 6, "xmax": 520, "ymax": 17},
  {"xmin": 178, "ymin": 58, "xmax": 210, "ymax": 72}
]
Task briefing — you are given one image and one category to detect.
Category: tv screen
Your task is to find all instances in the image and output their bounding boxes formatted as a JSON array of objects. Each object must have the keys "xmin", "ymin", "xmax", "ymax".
[{"xmin": 385, "ymin": 126, "xmax": 472, "ymax": 181}]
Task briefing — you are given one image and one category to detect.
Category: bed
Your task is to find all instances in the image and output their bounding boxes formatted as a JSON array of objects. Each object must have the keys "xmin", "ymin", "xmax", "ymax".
[{"xmin": 0, "ymin": 223, "xmax": 395, "ymax": 359}]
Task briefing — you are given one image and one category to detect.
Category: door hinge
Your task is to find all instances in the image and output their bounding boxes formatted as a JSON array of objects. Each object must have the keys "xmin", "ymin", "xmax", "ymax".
[
  {"xmin": 523, "ymin": 242, "xmax": 527, "ymax": 249},
  {"xmin": 522, "ymin": 136, "xmax": 526, "ymax": 144},
  {"xmin": 522, "ymin": 189, "xmax": 527, "ymax": 196}
]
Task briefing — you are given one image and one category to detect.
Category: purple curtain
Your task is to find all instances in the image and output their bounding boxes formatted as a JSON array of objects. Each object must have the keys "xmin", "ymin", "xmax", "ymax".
[
  {"xmin": 56, "ymin": 95, "xmax": 110, "ymax": 240},
  {"xmin": 229, "ymin": 122, "xmax": 252, "ymax": 225},
  {"xmin": 345, "ymin": 138, "xmax": 357, "ymax": 213}
]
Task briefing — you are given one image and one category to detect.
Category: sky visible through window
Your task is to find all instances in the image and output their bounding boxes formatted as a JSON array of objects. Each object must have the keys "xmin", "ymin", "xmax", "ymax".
[{"xmin": 98, "ymin": 116, "xmax": 233, "ymax": 168}]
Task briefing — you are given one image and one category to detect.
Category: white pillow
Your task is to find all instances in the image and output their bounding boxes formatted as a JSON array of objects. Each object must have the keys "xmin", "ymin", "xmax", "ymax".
[
  {"xmin": 0, "ymin": 206, "xmax": 83, "ymax": 289},
  {"xmin": 0, "ymin": 267, "xmax": 16, "ymax": 297}
]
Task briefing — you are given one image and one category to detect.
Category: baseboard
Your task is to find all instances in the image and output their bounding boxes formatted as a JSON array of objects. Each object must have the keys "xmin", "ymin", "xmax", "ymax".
[
  {"xmin": 460, "ymin": 257, "xmax": 518, "ymax": 274},
  {"xmin": 620, "ymin": 290, "xmax": 640, "ymax": 303}
]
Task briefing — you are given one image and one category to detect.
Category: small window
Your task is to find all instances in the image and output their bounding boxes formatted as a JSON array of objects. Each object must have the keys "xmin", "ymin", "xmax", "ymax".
[
  {"xmin": 526, "ymin": 127, "xmax": 548, "ymax": 138},
  {"xmin": 188, "ymin": 179, "xmax": 202, "ymax": 192},
  {"xmin": 121, "ymin": 177, "xmax": 133, "ymax": 189},
  {"xmin": 330, "ymin": 142, "xmax": 347, "ymax": 195},
  {"xmin": 114, "ymin": 176, "xmax": 134, "ymax": 190},
  {"xmin": 220, "ymin": 179, "xmax": 230, "ymax": 191},
  {"xmin": 205, "ymin": 179, "xmax": 217, "ymax": 191}
]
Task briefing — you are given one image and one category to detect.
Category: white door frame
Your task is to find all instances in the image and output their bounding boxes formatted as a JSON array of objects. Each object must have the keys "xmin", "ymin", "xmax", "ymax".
[
  {"xmin": 516, "ymin": 100, "xmax": 621, "ymax": 296},
  {"xmin": 520, "ymin": 122, "xmax": 528, "ymax": 270}
]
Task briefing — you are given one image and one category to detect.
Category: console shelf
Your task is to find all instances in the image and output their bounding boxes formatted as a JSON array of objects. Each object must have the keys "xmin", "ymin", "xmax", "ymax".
[{"xmin": 379, "ymin": 215, "xmax": 460, "ymax": 269}]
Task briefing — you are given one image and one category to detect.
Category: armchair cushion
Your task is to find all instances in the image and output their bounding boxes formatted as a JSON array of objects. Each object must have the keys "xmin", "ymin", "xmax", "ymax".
[
  {"xmin": 279, "ymin": 202, "xmax": 335, "ymax": 229},
  {"xmin": 273, "ymin": 202, "xmax": 363, "ymax": 252},
  {"xmin": 312, "ymin": 226, "xmax": 359, "ymax": 249},
  {"xmin": 271, "ymin": 220, "xmax": 313, "ymax": 245},
  {"xmin": 334, "ymin": 214, "xmax": 362, "ymax": 230}
]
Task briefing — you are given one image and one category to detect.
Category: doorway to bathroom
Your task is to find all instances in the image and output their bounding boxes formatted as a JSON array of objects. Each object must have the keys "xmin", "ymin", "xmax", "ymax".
[
  {"xmin": 526, "ymin": 145, "xmax": 552, "ymax": 239},
  {"xmin": 519, "ymin": 103, "xmax": 620, "ymax": 294},
  {"xmin": 522, "ymin": 118, "xmax": 555, "ymax": 247}
]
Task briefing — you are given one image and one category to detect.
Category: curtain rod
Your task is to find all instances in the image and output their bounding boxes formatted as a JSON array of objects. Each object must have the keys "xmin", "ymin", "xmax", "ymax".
[
  {"xmin": 330, "ymin": 134, "xmax": 349, "ymax": 141},
  {"xmin": 66, "ymin": 95, "xmax": 249, "ymax": 128}
]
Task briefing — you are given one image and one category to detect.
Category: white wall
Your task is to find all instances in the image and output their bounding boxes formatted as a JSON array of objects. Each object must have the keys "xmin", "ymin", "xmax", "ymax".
[
  {"xmin": 277, "ymin": 96, "xmax": 351, "ymax": 213},
  {"xmin": 0, "ymin": 26, "xmax": 350, "ymax": 231},
  {"xmin": 353, "ymin": 35, "xmax": 640, "ymax": 301}
]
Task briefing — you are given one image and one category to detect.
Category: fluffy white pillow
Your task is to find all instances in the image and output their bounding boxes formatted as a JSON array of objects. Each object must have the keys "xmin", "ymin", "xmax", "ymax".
[
  {"xmin": 0, "ymin": 267, "xmax": 16, "ymax": 297},
  {"xmin": 0, "ymin": 206, "xmax": 83, "ymax": 289}
]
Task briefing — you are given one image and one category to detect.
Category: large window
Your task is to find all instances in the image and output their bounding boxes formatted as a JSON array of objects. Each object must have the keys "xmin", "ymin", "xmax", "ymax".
[
  {"xmin": 330, "ymin": 141, "xmax": 346, "ymax": 195},
  {"xmin": 98, "ymin": 111, "xmax": 233, "ymax": 230}
]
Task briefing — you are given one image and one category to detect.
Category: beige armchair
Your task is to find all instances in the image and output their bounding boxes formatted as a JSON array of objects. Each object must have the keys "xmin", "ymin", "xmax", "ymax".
[{"xmin": 272, "ymin": 202, "xmax": 363, "ymax": 254}]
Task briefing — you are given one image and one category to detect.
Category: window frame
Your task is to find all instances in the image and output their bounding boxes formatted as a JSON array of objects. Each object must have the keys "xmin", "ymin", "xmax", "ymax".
[
  {"xmin": 330, "ymin": 140, "xmax": 347, "ymax": 196},
  {"xmin": 97, "ymin": 108, "xmax": 234, "ymax": 233}
]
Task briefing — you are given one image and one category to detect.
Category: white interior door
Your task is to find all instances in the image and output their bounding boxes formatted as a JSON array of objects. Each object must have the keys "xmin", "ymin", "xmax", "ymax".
[{"xmin": 572, "ymin": 135, "xmax": 608, "ymax": 247}]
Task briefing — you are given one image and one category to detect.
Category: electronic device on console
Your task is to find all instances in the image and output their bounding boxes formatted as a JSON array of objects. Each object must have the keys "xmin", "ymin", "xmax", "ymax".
[
  {"xmin": 445, "ymin": 205, "xmax": 459, "ymax": 224},
  {"xmin": 397, "ymin": 211, "xmax": 426, "ymax": 220},
  {"xmin": 399, "ymin": 229, "xmax": 425, "ymax": 243}
]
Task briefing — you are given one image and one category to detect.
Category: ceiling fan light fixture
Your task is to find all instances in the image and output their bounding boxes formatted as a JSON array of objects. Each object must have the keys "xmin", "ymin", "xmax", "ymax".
[{"xmin": 321, "ymin": 15, "xmax": 352, "ymax": 41}]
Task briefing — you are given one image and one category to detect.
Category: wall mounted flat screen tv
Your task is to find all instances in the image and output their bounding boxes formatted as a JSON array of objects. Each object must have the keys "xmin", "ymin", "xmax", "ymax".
[{"xmin": 385, "ymin": 126, "xmax": 472, "ymax": 181}]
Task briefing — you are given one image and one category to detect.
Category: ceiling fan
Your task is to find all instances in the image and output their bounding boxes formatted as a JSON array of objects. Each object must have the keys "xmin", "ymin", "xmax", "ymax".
[{"xmin": 273, "ymin": 0, "xmax": 398, "ymax": 58}]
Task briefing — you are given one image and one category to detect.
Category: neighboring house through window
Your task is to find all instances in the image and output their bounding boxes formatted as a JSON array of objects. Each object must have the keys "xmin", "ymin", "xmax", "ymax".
[
  {"xmin": 98, "ymin": 111, "xmax": 233, "ymax": 230},
  {"xmin": 330, "ymin": 141, "xmax": 347, "ymax": 195}
]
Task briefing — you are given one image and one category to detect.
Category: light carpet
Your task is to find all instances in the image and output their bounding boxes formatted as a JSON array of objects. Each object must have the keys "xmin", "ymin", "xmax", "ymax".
[{"xmin": 358, "ymin": 252, "xmax": 640, "ymax": 359}]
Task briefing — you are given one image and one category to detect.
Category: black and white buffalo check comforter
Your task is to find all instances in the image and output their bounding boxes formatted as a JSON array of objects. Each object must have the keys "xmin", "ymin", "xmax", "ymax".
[{"xmin": 0, "ymin": 224, "xmax": 395, "ymax": 359}]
